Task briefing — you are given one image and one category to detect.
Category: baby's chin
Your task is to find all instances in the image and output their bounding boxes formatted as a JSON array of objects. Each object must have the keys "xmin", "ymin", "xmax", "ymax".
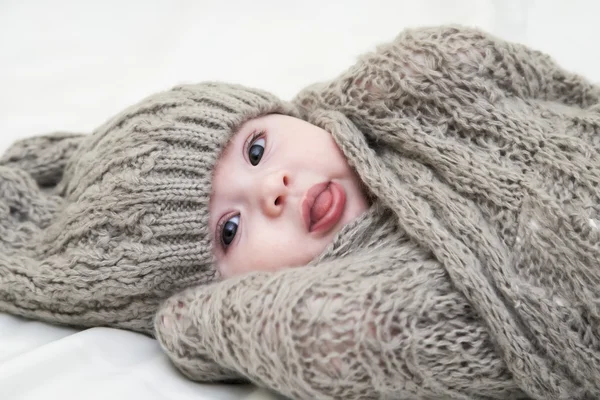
[
  {"xmin": 345, "ymin": 197, "xmax": 369, "ymax": 225},
  {"xmin": 341, "ymin": 182, "xmax": 370, "ymax": 224}
]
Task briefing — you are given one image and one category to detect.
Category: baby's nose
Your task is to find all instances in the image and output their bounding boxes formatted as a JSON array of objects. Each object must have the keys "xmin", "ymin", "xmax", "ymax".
[{"xmin": 260, "ymin": 171, "xmax": 290, "ymax": 217}]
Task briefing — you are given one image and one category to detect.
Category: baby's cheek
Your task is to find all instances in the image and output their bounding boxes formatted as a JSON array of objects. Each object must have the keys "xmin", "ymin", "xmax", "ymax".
[
  {"xmin": 220, "ymin": 226, "xmax": 330, "ymax": 278},
  {"xmin": 218, "ymin": 251, "xmax": 292, "ymax": 279}
]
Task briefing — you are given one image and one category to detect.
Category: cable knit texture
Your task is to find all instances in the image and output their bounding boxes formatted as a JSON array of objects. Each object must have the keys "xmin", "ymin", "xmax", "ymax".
[
  {"xmin": 0, "ymin": 82, "xmax": 297, "ymax": 334},
  {"xmin": 153, "ymin": 26, "xmax": 600, "ymax": 400},
  {"xmin": 2, "ymin": 26, "xmax": 600, "ymax": 400}
]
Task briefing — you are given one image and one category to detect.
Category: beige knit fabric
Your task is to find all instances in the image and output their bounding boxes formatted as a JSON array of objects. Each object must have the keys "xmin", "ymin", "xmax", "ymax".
[
  {"xmin": 0, "ymin": 82, "xmax": 297, "ymax": 334},
  {"xmin": 154, "ymin": 26, "xmax": 600, "ymax": 400}
]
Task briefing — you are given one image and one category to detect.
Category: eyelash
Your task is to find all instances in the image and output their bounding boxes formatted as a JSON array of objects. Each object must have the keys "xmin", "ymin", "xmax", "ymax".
[
  {"xmin": 216, "ymin": 211, "xmax": 238, "ymax": 252},
  {"xmin": 216, "ymin": 129, "xmax": 266, "ymax": 252},
  {"xmin": 244, "ymin": 129, "xmax": 266, "ymax": 160}
]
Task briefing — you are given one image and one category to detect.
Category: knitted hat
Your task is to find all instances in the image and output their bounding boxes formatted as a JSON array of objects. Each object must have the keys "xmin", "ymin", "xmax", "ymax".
[{"xmin": 0, "ymin": 82, "xmax": 298, "ymax": 334}]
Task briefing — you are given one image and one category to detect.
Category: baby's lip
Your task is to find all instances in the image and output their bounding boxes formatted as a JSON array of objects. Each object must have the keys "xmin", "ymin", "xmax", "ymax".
[
  {"xmin": 301, "ymin": 181, "xmax": 346, "ymax": 234},
  {"xmin": 302, "ymin": 182, "xmax": 329, "ymax": 233}
]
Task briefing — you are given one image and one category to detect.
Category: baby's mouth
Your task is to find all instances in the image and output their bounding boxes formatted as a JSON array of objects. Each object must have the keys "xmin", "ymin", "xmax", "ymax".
[{"xmin": 302, "ymin": 181, "xmax": 346, "ymax": 234}]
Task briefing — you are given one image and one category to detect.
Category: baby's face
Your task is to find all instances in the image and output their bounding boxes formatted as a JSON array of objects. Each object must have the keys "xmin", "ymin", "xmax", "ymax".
[{"xmin": 209, "ymin": 114, "xmax": 369, "ymax": 278}]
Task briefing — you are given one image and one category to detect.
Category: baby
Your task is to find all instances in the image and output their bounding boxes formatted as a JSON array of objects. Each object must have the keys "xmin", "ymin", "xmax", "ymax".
[
  {"xmin": 209, "ymin": 113, "xmax": 369, "ymax": 278},
  {"xmin": 1, "ymin": 25, "xmax": 600, "ymax": 400}
]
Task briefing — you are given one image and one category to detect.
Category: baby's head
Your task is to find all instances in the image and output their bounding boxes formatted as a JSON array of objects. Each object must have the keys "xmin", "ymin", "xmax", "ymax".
[
  {"xmin": 0, "ymin": 82, "xmax": 370, "ymax": 331},
  {"xmin": 59, "ymin": 82, "xmax": 368, "ymax": 297},
  {"xmin": 210, "ymin": 113, "xmax": 369, "ymax": 278}
]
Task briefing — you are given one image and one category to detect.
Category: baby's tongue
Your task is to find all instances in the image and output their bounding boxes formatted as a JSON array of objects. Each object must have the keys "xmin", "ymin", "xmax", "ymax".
[{"xmin": 310, "ymin": 186, "xmax": 332, "ymax": 222}]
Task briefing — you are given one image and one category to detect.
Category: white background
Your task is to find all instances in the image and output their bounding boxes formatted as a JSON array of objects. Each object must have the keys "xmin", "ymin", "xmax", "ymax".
[
  {"xmin": 1, "ymin": 1, "xmax": 600, "ymax": 399},
  {"xmin": 2, "ymin": 0, "xmax": 600, "ymax": 149}
]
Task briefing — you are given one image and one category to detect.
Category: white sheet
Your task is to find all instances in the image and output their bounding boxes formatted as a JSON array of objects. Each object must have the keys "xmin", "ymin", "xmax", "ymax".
[
  {"xmin": 0, "ymin": 314, "xmax": 281, "ymax": 400},
  {"xmin": 2, "ymin": 1, "xmax": 600, "ymax": 399}
]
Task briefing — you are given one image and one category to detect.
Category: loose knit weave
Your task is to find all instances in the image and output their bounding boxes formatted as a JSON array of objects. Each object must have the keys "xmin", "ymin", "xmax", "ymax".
[
  {"xmin": 153, "ymin": 26, "xmax": 600, "ymax": 400},
  {"xmin": 1, "ymin": 26, "xmax": 600, "ymax": 400}
]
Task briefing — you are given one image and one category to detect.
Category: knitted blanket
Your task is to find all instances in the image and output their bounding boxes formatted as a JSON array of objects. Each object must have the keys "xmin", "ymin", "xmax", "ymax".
[
  {"xmin": 154, "ymin": 27, "xmax": 600, "ymax": 399},
  {"xmin": 1, "ymin": 26, "xmax": 600, "ymax": 400}
]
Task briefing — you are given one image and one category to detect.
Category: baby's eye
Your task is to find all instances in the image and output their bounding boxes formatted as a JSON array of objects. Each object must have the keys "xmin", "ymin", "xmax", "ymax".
[
  {"xmin": 221, "ymin": 215, "xmax": 240, "ymax": 247},
  {"xmin": 248, "ymin": 137, "xmax": 265, "ymax": 166}
]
